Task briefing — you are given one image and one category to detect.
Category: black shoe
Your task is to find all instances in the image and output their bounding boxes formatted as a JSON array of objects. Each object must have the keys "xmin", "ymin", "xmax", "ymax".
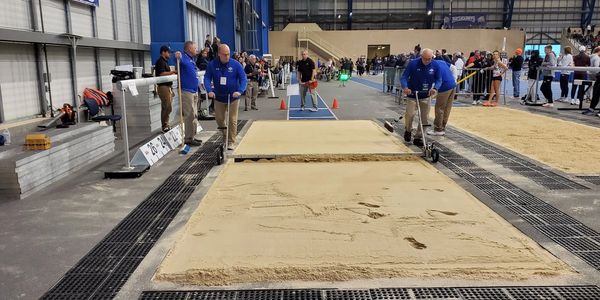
[
  {"xmin": 188, "ymin": 139, "xmax": 202, "ymax": 147},
  {"xmin": 244, "ymin": 107, "xmax": 248, "ymax": 111},
  {"xmin": 413, "ymin": 138, "xmax": 424, "ymax": 147},
  {"xmin": 251, "ymin": 107, "xmax": 258, "ymax": 110},
  {"xmin": 404, "ymin": 131, "xmax": 412, "ymax": 142}
]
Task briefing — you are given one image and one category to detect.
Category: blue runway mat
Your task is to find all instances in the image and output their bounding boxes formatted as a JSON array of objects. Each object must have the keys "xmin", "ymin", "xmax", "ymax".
[{"xmin": 288, "ymin": 73, "xmax": 337, "ymax": 120}]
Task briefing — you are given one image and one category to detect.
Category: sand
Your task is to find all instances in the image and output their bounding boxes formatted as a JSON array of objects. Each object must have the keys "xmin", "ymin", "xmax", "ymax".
[
  {"xmin": 445, "ymin": 107, "xmax": 600, "ymax": 174},
  {"xmin": 155, "ymin": 161, "xmax": 573, "ymax": 286},
  {"xmin": 233, "ymin": 120, "xmax": 412, "ymax": 156}
]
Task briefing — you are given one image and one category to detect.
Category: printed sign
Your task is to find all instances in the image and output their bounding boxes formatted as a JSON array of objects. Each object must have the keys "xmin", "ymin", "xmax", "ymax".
[
  {"xmin": 72, "ymin": 0, "xmax": 99, "ymax": 7},
  {"xmin": 443, "ymin": 13, "xmax": 487, "ymax": 29},
  {"xmin": 163, "ymin": 125, "xmax": 183, "ymax": 149}
]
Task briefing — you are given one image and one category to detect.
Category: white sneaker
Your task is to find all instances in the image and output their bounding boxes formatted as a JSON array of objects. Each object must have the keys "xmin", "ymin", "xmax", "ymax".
[
  {"xmin": 575, "ymin": 99, "xmax": 580, "ymax": 106},
  {"xmin": 472, "ymin": 100, "xmax": 478, "ymax": 105},
  {"xmin": 542, "ymin": 103, "xmax": 554, "ymax": 108},
  {"xmin": 426, "ymin": 129, "xmax": 445, "ymax": 136},
  {"xmin": 309, "ymin": 108, "xmax": 318, "ymax": 112},
  {"xmin": 300, "ymin": 107, "xmax": 305, "ymax": 111},
  {"xmin": 570, "ymin": 98, "xmax": 576, "ymax": 105}
]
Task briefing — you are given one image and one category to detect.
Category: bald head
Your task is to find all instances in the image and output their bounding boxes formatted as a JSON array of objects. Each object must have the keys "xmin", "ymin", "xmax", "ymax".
[
  {"xmin": 218, "ymin": 44, "xmax": 231, "ymax": 64},
  {"xmin": 421, "ymin": 48, "xmax": 434, "ymax": 65}
]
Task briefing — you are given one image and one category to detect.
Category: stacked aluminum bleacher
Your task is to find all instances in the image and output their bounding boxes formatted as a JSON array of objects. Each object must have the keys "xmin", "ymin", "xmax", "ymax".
[
  {"xmin": 112, "ymin": 84, "xmax": 181, "ymax": 146},
  {"xmin": 0, "ymin": 123, "xmax": 115, "ymax": 200}
]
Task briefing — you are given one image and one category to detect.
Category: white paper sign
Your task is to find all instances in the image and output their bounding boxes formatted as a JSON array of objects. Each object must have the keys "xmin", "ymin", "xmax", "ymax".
[
  {"xmin": 163, "ymin": 125, "xmax": 183, "ymax": 149},
  {"xmin": 136, "ymin": 135, "xmax": 170, "ymax": 166},
  {"xmin": 128, "ymin": 83, "xmax": 139, "ymax": 96}
]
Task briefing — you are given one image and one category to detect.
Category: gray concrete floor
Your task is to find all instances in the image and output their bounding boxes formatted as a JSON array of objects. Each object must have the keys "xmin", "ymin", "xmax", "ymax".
[{"xmin": 1, "ymin": 78, "xmax": 600, "ymax": 299}]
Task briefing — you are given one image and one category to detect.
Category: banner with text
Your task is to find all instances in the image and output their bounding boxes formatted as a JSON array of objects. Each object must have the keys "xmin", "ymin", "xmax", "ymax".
[
  {"xmin": 443, "ymin": 13, "xmax": 487, "ymax": 29},
  {"xmin": 72, "ymin": 0, "xmax": 99, "ymax": 7}
]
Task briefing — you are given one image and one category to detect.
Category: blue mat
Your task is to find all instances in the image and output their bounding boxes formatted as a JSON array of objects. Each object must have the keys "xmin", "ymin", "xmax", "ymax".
[{"xmin": 288, "ymin": 73, "xmax": 337, "ymax": 120}]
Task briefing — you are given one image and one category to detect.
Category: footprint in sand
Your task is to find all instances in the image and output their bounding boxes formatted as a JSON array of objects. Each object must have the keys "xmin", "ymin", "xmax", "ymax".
[
  {"xmin": 405, "ymin": 237, "xmax": 427, "ymax": 249},
  {"xmin": 367, "ymin": 211, "xmax": 387, "ymax": 219},
  {"xmin": 428, "ymin": 209, "xmax": 458, "ymax": 216},
  {"xmin": 358, "ymin": 202, "xmax": 381, "ymax": 208}
]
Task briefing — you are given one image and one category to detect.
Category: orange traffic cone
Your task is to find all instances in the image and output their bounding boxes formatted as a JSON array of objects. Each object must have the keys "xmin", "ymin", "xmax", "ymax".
[
  {"xmin": 332, "ymin": 98, "xmax": 339, "ymax": 109},
  {"xmin": 279, "ymin": 98, "xmax": 287, "ymax": 110}
]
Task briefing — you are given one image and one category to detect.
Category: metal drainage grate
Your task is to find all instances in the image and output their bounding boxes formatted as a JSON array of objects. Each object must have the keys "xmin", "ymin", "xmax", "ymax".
[
  {"xmin": 456, "ymin": 288, "xmax": 510, "ymax": 300},
  {"xmin": 42, "ymin": 121, "xmax": 248, "ymax": 300},
  {"xmin": 505, "ymin": 287, "xmax": 561, "ymax": 300},
  {"xmin": 578, "ymin": 176, "xmax": 600, "ymax": 185},
  {"xmin": 140, "ymin": 286, "xmax": 600, "ymax": 300},
  {"xmin": 444, "ymin": 129, "xmax": 587, "ymax": 190},
  {"xmin": 434, "ymin": 143, "xmax": 600, "ymax": 271}
]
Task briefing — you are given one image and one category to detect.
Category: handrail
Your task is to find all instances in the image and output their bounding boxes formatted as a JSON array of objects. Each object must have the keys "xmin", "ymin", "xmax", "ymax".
[{"xmin": 298, "ymin": 31, "xmax": 349, "ymax": 60}]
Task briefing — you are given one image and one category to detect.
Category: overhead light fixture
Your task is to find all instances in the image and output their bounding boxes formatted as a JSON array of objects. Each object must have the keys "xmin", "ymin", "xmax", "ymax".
[
  {"xmin": 427, "ymin": 10, "xmax": 432, "ymax": 15},
  {"xmin": 349, "ymin": 12, "xmax": 353, "ymax": 16},
  {"xmin": 337, "ymin": 14, "xmax": 341, "ymax": 19}
]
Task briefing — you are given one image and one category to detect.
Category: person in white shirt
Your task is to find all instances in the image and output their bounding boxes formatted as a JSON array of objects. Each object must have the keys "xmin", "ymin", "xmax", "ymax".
[
  {"xmin": 587, "ymin": 47, "xmax": 600, "ymax": 104},
  {"xmin": 453, "ymin": 52, "xmax": 465, "ymax": 90},
  {"xmin": 557, "ymin": 46, "xmax": 574, "ymax": 103}
]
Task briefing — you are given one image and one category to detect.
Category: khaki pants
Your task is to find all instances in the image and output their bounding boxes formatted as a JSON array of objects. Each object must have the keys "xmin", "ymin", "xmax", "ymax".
[
  {"xmin": 299, "ymin": 83, "xmax": 318, "ymax": 109},
  {"xmin": 157, "ymin": 85, "xmax": 173, "ymax": 129},
  {"xmin": 245, "ymin": 81, "xmax": 259, "ymax": 109},
  {"xmin": 433, "ymin": 89, "xmax": 455, "ymax": 132},
  {"xmin": 181, "ymin": 91, "xmax": 198, "ymax": 143},
  {"xmin": 404, "ymin": 97, "xmax": 430, "ymax": 139},
  {"xmin": 215, "ymin": 99, "xmax": 239, "ymax": 145}
]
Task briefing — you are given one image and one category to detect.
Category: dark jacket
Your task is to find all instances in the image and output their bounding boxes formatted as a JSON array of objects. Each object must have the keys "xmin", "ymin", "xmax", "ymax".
[
  {"xmin": 509, "ymin": 55, "xmax": 524, "ymax": 71},
  {"xmin": 196, "ymin": 56, "xmax": 209, "ymax": 71},
  {"xmin": 527, "ymin": 52, "xmax": 543, "ymax": 80}
]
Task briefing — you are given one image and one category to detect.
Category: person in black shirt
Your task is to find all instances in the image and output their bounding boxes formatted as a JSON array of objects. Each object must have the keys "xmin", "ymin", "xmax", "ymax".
[
  {"xmin": 244, "ymin": 55, "xmax": 260, "ymax": 111},
  {"xmin": 204, "ymin": 35, "xmax": 212, "ymax": 60},
  {"xmin": 508, "ymin": 48, "xmax": 524, "ymax": 98},
  {"xmin": 154, "ymin": 45, "xmax": 177, "ymax": 132},
  {"xmin": 296, "ymin": 50, "xmax": 318, "ymax": 112}
]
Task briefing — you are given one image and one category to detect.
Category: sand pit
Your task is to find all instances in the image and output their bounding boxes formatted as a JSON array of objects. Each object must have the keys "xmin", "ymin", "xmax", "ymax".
[
  {"xmin": 233, "ymin": 120, "xmax": 411, "ymax": 157},
  {"xmin": 155, "ymin": 161, "xmax": 573, "ymax": 286},
  {"xmin": 445, "ymin": 107, "xmax": 600, "ymax": 174}
]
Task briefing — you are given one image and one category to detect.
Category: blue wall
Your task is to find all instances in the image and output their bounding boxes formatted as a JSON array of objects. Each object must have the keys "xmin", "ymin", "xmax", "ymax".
[
  {"xmin": 149, "ymin": 0, "xmax": 270, "ymax": 62},
  {"xmin": 216, "ymin": 0, "xmax": 236, "ymax": 50},
  {"xmin": 148, "ymin": 0, "xmax": 187, "ymax": 64}
]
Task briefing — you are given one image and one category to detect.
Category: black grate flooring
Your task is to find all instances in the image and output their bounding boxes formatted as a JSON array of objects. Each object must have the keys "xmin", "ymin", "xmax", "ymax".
[
  {"xmin": 139, "ymin": 286, "xmax": 600, "ymax": 299},
  {"xmin": 443, "ymin": 129, "xmax": 587, "ymax": 190},
  {"xmin": 578, "ymin": 176, "xmax": 600, "ymax": 185},
  {"xmin": 41, "ymin": 121, "xmax": 247, "ymax": 300},
  {"xmin": 436, "ymin": 143, "xmax": 600, "ymax": 271}
]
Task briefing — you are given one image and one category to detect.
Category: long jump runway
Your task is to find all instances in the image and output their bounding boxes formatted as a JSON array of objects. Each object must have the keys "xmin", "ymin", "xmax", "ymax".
[{"xmin": 288, "ymin": 73, "xmax": 337, "ymax": 120}]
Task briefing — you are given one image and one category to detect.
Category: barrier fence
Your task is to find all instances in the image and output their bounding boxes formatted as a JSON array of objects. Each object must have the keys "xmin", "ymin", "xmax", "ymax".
[{"xmin": 382, "ymin": 66, "xmax": 509, "ymax": 104}]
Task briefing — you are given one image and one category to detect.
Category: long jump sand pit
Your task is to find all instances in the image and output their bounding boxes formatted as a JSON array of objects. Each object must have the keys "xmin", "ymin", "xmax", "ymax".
[
  {"xmin": 234, "ymin": 120, "xmax": 412, "ymax": 158},
  {"xmin": 155, "ymin": 160, "xmax": 574, "ymax": 286},
  {"xmin": 446, "ymin": 107, "xmax": 600, "ymax": 174}
]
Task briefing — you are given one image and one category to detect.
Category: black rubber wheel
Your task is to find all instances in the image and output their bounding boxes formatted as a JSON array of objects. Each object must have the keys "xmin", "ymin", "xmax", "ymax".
[{"xmin": 431, "ymin": 148, "xmax": 440, "ymax": 163}]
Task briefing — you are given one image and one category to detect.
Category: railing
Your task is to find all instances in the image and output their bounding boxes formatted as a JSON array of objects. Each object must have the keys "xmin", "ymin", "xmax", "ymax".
[
  {"xmin": 297, "ymin": 31, "xmax": 349, "ymax": 60},
  {"xmin": 382, "ymin": 66, "xmax": 509, "ymax": 104}
]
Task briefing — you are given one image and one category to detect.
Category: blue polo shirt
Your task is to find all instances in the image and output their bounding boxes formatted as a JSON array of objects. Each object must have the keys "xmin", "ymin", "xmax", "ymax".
[
  {"xmin": 400, "ymin": 58, "xmax": 443, "ymax": 98},
  {"xmin": 180, "ymin": 53, "xmax": 198, "ymax": 93},
  {"xmin": 203, "ymin": 58, "xmax": 248, "ymax": 103},
  {"xmin": 433, "ymin": 60, "xmax": 457, "ymax": 93}
]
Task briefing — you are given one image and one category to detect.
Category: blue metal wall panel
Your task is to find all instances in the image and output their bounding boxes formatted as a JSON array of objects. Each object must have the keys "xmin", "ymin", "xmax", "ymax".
[{"xmin": 216, "ymin": 0, "xmax": 236, "ymax": 49}]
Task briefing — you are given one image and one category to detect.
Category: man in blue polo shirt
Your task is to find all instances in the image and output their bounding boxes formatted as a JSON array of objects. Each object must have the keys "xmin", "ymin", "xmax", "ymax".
[
  {"xmin": 204, "ymin": 43, "xmax": 247, "ymax": 149},
  {"xmin": 427, "ymin": 59, "xmax": 457, "ymax": 136},
  {"xmin": 175, "ymin": 41, "xmax": 202, "ymax": 147},
  {"xmin": 400, "ymin": 48, "xmax": 443, "ymax": 147}
]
